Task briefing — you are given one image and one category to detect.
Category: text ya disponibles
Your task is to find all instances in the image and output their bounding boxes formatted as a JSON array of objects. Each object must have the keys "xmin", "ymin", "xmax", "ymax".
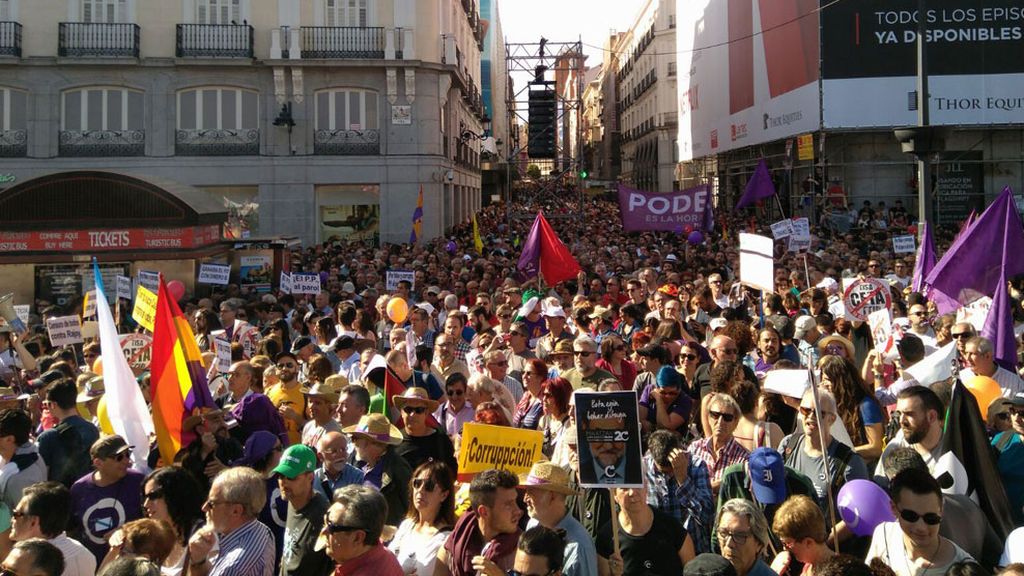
[{"xmin": 464, "ymin": 437, "xmax": 541, "ymax": 470}]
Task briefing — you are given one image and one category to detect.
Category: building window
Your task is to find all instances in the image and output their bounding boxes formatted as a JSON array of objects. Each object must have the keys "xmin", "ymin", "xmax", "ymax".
[
  {"xmin": 325, "ymin": 0, "xmax": 368, "ymax": 27},
  {"xmin": 83, "ymin": 0, "xmax": 128, "ymax": 23},
  {"xmin": 176, "ymin": 87, "xmax": 259, "ymax": 155},
  {"xmin": 0, "ymin": 1, "xmax": 10, "ymax": 21},
  {"xmin": 313, "ymin": 88, "xmax": 380, "ymax": 154},
  {"xmin": 197, "ymin": 0, "xmax": 241, "ymax": 25},
  {"xmin": 668, "ymin": 61, "xmax": 676, "ymax": 77},
  {"xmin": 62, "ymin": 87, "xmax": 143, "ymax": 131},
  {"xmin": 0, "ymin": 87, "xmax": 26, "ymax": 157}
]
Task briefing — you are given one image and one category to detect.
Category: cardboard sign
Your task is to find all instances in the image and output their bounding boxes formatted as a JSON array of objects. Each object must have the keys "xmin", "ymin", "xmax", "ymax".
[
  {"xmin": 386, "ymin": 270, "xmax": 417, "ymax": 291},
  {"xmin": 456, "ymin": 423, "xmax": 544, "ymax": 482},
  {"xmin": 279, "ymin": 272, "xmax": 293, "ymax": 294},
  {"xmin": 763, "ymin": 370, "xmax": 811, "ymax": 399},
  {"xmin": 132, "ymin": 285, "xmax": 158, "ymax": 332},
  {"xmin": 82, "ymin": 290, "xmax": 97, "ymax": 319},
  {"xmin": 739, "ymin": 233, "xmax": 775, "ymax": 293},
  {"xmin": 46, "ymin": 315, "xmax": 83, "ymax": 347},
  {"xmin": 892, "ymin": 235, "xmax": 917, "ymax": 254},
  {"xmin": 790, "ymin": 217, "xmax": 811, "ymax": 241},
  {"xmin": 574, "ymin": 391, "xmax": 644, "ymax": 488},
  {"xmin": 137, "ymin": 270, "xmax": 160, "ymax": 292},
  {"xmin": 770, "ymin": 219, "xmax": 794, "ymax": 239},
  {"xmin": 868, "ymin": 308, "xmax": 893, "ymax": 354},
  {"xmin": 12, "ymin": 305, "xmax": 29, "ymax": 327},
  {"xmin": 842, "ymin": 278, "xmax": 893, "ymax": 322},
  {"xmin": 214, "ymin": 335, "xmax": 231, "ymax": 373},
  {"xmin": 787, "ymin": 236, "xmax": 812, "ymax": 253},
  {"xmin": 118, "ymin": 333, "xmax": 153, "ymax": 371},
  {"xmin": 116, "ymin": 276, "xmax": 133, "ymax": 301},
  {"xmin": 797, "ymin": 133, "xmax": 814, "ymax": 161},
  {"xmin": 956, "ymin": 296, "xmax": 992, "ymax": 332},
  {"xmin": 291, "ymin": 273, "xmax": 322, "ymax": 295},
  {"xmin": 198, "ymin": 263, "xmax": 231, "ymax": 285}
]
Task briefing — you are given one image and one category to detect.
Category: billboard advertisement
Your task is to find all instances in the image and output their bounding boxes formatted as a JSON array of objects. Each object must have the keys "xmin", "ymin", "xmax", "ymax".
[
  {"xmin": 677, "ymin": 0, "xmax": 822, "ymax": 161},
  {"xmin": 822, "ymin": 1, "xmax": 1024, "ymax": 127}
]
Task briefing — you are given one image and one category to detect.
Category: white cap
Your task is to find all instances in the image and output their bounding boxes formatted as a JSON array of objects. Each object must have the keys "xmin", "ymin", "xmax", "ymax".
[
  {"xmin": 415, "ymin": 302, "xmax": 436, "ymax": 316},
  {"xmin": 709, "ymin": 317, "xmax": 728, "ymax": 331},
  {"xmin": 518, "ymin": 297, "xmax": 539, "ymax": 318}
]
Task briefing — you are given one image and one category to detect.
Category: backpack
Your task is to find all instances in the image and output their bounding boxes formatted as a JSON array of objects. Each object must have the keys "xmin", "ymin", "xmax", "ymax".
[
  {"xmin": 53, "ymin": 421, "xmax": 91, "ymax": 487},
  {"xmin": 782, "ymin": 432, "xmax": 854, "ymax": 510}
]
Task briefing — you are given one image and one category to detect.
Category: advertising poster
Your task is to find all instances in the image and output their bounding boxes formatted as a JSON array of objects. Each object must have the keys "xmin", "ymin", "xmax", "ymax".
[
  {"xmin": 574, "ymin": 391, "xmax": 643, "ymax": 488},
  {"xmin": 239, "ymin": 255, "xmax": 272, "ymax": 293},
  {"xmin": 935, "ymin": 151, "xmax": 985, "ymax": 227}
]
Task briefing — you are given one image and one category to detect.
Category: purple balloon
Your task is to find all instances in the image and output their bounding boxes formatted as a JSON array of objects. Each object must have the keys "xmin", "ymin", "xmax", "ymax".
[
  {"xmin": 687, "ymin": 230, "xmax": 704, "ymax": 245},
  {"xmin": 837, "ymin": 479, "xmax": 895, "ymax": 536},
  {"xmin": 445, "ymin": 240, "xmax": 457, "ymax": 254}
]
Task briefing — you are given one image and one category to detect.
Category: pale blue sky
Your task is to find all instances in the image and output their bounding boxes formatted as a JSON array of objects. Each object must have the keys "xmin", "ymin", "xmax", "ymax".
[{"xmin": 498, "ymin": 0, "xmax": 641, "ymax": 65}]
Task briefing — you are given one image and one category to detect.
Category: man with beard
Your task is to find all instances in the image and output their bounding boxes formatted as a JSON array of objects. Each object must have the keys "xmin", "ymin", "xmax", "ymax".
[
  {"xmin": 179, "ymin": 407, "xmax": 244, "ymax": 496},
  {"xmin": 312, "ymin": 431, "xmax": 364, "ymax": 501},
  {"xmin": 520, "ymin": 461, "xmax": 597, "ymax": 576},
  {"xmin": 266, "ymin": 351, "xmax": 308, "ymax": 445},
  {"xmin": 436, "ymin": 469, "xmax": 522, "ymax": 576},
  {"xmin": 750, "ymin": 327, "xmax": 781, "ymax": 380},
  {"xmin": 561, "ymin": 336, "xmax": 615, "ymax": 391},
  {"xmin": 874, "ymin": 386, "xmax": 946, "ymax": 486}
]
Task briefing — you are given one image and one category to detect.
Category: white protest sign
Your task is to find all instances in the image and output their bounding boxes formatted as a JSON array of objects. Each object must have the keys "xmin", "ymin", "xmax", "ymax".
[
  {"xmin": 763, "ymin": 370, "xmax": 810, "ymax": 398},
  {"xmin": 46, "ymin": 315, "xmax": 83, "ymax": 347},
  {"xmin": 739, "ymin": 233, "xmax": 774, "ymax": 293},
  {"xmin": 116, "ymin": 276, "xmax": 133, "ymax": 301},
  {"xmin": 828, "ymin": 297, "xmax": 848, "ymax": 320},
  {"xmin": 868, "ymin": 308, "xmax": 893, "ymax": 353},
  {"xmin": 12, "ymin": 305, "xmax": 29, "ymax": 326},
  {"xmin": 770, "ymin": 219, "xmax": 794, "ymax": 240},
  {"xmin": 956, "ymin": 296, "xmax": 992, "ymax": 332},
  {"xmin": 137, "ymin": 270, "xmax": 160, "ymax": 292},
  {"xmin": 291, "ymin": 273, "xmax": 322, "ymax": 295},
  {"xmin": 790, "ymin": 217, "xmax": 811, "ymax": 241},
  {"xmin": 892, "ymin": 235, "xmax": 916, "ymax": 254},
  {"xmin": 214, "ymin": 335, "xmax": 231, "ymax": 374},
  {"xmin": 842, "ymin": 277, "xmax": 893, "ymax": 322},
  {"xmin": 279, "ymin": 272, "xmax": 293, "ymax": 294},
  {"xmin": 118, "ymin": 333, "xmax": 153, "ymax": 371},
  {"xmin": 386, "ymin": 270, "xmax": 417, "ymax": 291},
  {"xmin": 198, "ymin": 263, "xmax": 231, "ymax": 286},
  {"xmin": 82, "ymin": 290, "xmax": 97, "ymax": 319},
  {"xmin": 787, "ymin": 236, "xmax": 812, "ymax": 253}
]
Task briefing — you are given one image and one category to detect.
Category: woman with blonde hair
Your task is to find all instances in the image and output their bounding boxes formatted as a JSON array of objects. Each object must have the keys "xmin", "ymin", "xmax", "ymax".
[
  {"xmin": 467, "ymin": 373, "xmax": 516, "ymax": 423},
  {"xmin": 771, "ymin": 495, "xmax": 835, "ymax": 576}
]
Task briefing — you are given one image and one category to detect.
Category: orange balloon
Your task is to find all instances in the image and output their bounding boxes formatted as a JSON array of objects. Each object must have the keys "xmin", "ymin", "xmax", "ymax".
[
  {"xmin": 965, "ymin": 375, "xmax": 1001, "ymax": 416},
  {"xmin": 386, "ymin": 297, "xmax": 409, "ymax": 324},
  {"xmin": 92, "ymin": 357, "xmax": 103, "ymax": 375}
]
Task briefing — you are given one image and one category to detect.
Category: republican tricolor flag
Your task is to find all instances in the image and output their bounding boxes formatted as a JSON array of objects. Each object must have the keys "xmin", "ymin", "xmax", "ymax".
[
  {"xmin": 409, "ymin": 186, "xmax": 424, "ymax": 244},
  {"xmin": 150, "ymin": 276, "xmax": 218, "ymax": 465}
]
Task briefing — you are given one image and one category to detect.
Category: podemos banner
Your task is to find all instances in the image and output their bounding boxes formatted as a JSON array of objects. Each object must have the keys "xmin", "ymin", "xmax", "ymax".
[{"xmin": 617, "ymin": 184, "xmax": 711, "ymax": 232}]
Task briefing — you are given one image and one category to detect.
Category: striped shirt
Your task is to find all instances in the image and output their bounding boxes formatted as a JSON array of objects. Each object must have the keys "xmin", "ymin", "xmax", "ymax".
[
  {"xmin": 209, "ymin": 518, "xmax": 275, "ymax": 576},
  {"xmin": 687, "ymin": 437, "xmax": 750, "ymax": 485}
]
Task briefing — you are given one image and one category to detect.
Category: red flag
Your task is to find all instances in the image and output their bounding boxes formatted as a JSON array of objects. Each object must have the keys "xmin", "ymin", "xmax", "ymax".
[
  {"xmin": 535, "ymin": 213, "xmax": 581, "ymax": 285},
  {"xmin": 384, "ymin": 369, "xmax": 407, "ymax": 426}
]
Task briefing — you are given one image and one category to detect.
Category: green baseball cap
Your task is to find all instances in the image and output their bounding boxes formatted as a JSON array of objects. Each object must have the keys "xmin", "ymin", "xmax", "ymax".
[{"xmin": 272, "ymin": 444, "xmax": 317, "ymax": 479}]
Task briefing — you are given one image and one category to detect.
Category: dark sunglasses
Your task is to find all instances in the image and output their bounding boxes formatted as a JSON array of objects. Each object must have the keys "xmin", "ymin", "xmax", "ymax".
[
  {"xmin": 951, "ymin": 332, "xmax": 971, "ymax": 339},
  {"xmin": 899, "ymin": 508, "xmax": 942, "ymax": 526},
  {"xmin": 680, "ymin": 353, "xmax": 698, "ymax": 361},
  {"xmin": 143, "ymin": 490, "xmax": 164, "ymax": 501},
  {"xmin": 446, "ymin": 389, "xmax": 465, "ymax": 396},
  {"xmin": 708, "ymin": 410, "xmax": 736, "ymax": 423},
  {"xmin": 997, "ymin": 412, "xmax": 1011, "ymax": 421},
  {"xmin": 573, "ymin": 350, "xmax": 594, "ymax": 357},
  {"xmin": 324, "ymin": 518, "xmax": 364, "ymax": 534},
  {"xmin": 799, "ymin": 406, "xmax": 834, "ymax": 419},
  {"xmin": 402, "ymin": 406, "xmax": 427, "ymax": 415},
  {"xmin": 412, "ymin": 477, "xmax": 438, "ymax": 491}
]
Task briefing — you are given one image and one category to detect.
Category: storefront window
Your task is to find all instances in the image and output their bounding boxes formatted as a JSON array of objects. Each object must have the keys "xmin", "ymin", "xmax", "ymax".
[{"xmin": 316, "ymin": 184, "xmax": 380, "ymax": 243}]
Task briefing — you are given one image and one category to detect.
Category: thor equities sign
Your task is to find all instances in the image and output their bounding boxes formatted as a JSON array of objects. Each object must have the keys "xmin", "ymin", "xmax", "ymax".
[{"xmin": 617, "ymin": 184, "xmax": 710, "ymax": 232}]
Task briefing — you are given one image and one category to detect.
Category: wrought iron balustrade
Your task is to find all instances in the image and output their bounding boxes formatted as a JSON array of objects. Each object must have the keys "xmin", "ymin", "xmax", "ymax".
[
  {"xmin": 0, "ymin": 130, "xmax": 26, "ymax": 157},
  {"xmin": 176, "ymin": 24, "xmax": 254, "ymax": 58},
  {"xmin": 58, "ymin": 22, "xmax": 140, "ymax": 58},
  {"xmin": 0, "ymin": 22, "xmax": 21, "ymax": 57},
  {"xmin": 175, "ymin": 128, "xmax": 259, "ymax": 156},
  {"xmin": 301, "ymin": 27, "xmax": 384, "ymax": 59},
  {"xmin": 313, "ymin": 129, "xmax": 380, "ymax": 155},
  {"xmin": 59, "ymin": 129, "xmax": 144, "ymax": 156}
]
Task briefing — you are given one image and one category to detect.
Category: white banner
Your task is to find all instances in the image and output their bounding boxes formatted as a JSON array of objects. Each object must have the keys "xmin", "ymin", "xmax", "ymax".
[
  {"xmin": 291, "ymin": 273, "xmax": 322, "ymax": 295},
  {"xmin": 280, "ymin": 272, "xmax": 293, "ymax": 294},
  {"xmin": 790, "ymin": 217, "xmax": 811, "ymax": 242},
  {"xmin": 46, "ymin": 315, "xmax": 83, "ymax": 347},
  {"xmin": 116, "ymin": 276, "xmax": 133, "ymax": 301},
  {"xmin": 386, "ymin": 270, "xmax": 417, "ymax": 291},
  {"xmin": 82, "ymin": 290, "xmax": 97, "ymax": 319},
  {"xmin": 214, "ymin": 335, "xmax": 232, "ymax": 374},
  {"xmin": 118, "ymin": 333, "xmax": 153, "ymax": 371},
  {"xmin": 770, "ymin": 219, "xmax": 794, "ymax": 239},
  {"xmin": 12, "ymin": 305, "xmax": 29, "ymax": 326},
  {"xmin": 198, "ymin": 263, "xmax": 231, "ymax": 285},
  {"xmin": 892, "ymin": 235, "xmax": 917, "ymax": 254},
  {"xmin": 137, "ymin": 270, "xmax": 160, "ymax": 292},
  {"xmin": 868, "ymin": 308, "xmax": 893, "ymax": 354},
  {"xmin": 739, "ymin": 233, "xmax": 775, "ymax": 293}
]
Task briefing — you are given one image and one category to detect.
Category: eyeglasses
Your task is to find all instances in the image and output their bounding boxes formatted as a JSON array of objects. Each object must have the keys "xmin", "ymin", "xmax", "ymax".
[
  {"xmin": 498, "ymin": 314, "xmax": 512, "ymax": 320},
  {"xmin": 573, "ymin": 350, "xmax": 594, "ymax": 357},
  {"xmin": 324, "ymin": 518, "xmax": 364, "ymax": 534},
  {"xmin": 413, "ymin": 477, "xmax": 438, "ymax": 491},
  {"xmin": 898, "ymin": 507, "xmax": 942, "ymax": 526},
  {"xmin": 10, "ymin": 509, "xmax": 28, "ymax": 519},
  {"xmin": 868, "ymin": 263, "xmax": 880, "ymax": 268},
  {"xmin": 143, "ymin": 490, "xmax": 164, "ymax": 501},
  {"xmin": 446, "ymin": 388, "xmax": 465, "ymax": 396},
  {"xmin": 709, "ymin": 280, "xmax": 722, "ymax": 285},
  {"xmin": 111, "ymin": 452, "xmax": 130, "ymax": 462},
  {"xmin": 824, "ymin": 344, "xmax": 847, "ymax": 355},
  {"xmin": 708, "ymin": 410, "xmax": 736, "ymax": 423},
  {"xmin": 680, "ymin": 353, "xmax": 698, "ymax": 361},
  {"xmin": 277, "ymin": 362, "xmax": 297, "ymax": 369},
  {"xmin": 1010, "ymin": 409, "xmax": 1024, "ymax": 418},
  {"xmin": 717, "ymin": 529, "xmax": 751, "ymax": 545},
  {"xmin": 402, "ymin": 406, "xmax": 427, "ymax": 415},
  {"xmin": 997, "ymin": 412, "xmax": 1011, "ymax": 421},
  {"xmin": 205, "ymin": 499, "xmax": 236, "ymax": 509},
  {"xmin": 951, "ymin": 332, "xmax": 971, "ymax": 339},
  {"xmin": 487, "ymin": 361, "xmax": 509, "ymax": 367}
]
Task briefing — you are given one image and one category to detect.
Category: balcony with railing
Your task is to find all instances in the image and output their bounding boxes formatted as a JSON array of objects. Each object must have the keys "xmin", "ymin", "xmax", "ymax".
[
  {"xmin": 58, "ymin": 129, "xmax": 145, "ymax": 156},
  {"xmin": 301, "ymin": 27, "xmax": 384, "ymax": 59},
  {"xmin": 58, "ymin": 22, "xmax": 139, "ymax": 58},
  {"xmin": 176, "ymin": 24, "xmax": 254, "ymax": 58},
  {"xmin": 313, "ymin": 129, "xmax": 380, "ymax": 155},
  {"xmin": 176, "ymin": 128, "xmax": 259, "ymax": 156},
  {"xmin": 0, "ymin": 22, "xmax": 21, "ymax": 57},
  {"xmin": 0, "ymin": 130, "xmax": 26, "ymax": 157}
]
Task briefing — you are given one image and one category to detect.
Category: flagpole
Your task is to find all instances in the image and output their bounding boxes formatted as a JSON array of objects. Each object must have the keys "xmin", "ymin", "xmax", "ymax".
[
  {"xmin": 774, "ymin": 193, "xmax": 787, "ymax": 221},
  {"xmin": 806, "ymin": 360, "xmax": 841, "ymax": 554}
]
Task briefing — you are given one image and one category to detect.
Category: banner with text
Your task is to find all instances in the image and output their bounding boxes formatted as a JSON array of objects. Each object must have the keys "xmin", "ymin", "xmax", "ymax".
[
  {"xmin": 198, "ymin": 263, "xmax": 231, "ymax": 285},
  {"xmin": 46, "ymin": 315, "xmax": 83, "ymax": 348},
  {"xmin": 617, "ymin": 184, "xmax": 711, "ymax": 232},
  {"xmin": 456, "ymin": 423, "xmax": 544, "ymax": 482}
]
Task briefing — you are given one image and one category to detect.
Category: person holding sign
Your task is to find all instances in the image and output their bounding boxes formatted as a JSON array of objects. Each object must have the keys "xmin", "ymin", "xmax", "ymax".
[
  {"xmin": 615, "ymin": 484, "xmax": 696, "ymax": 576},
  {"xmin": 577, "ymin": 395, "xmax": 642, "ymax": 486},
  {"xmin": 0, "ymin": 326, "xmax": 36, "ymax": 387}
]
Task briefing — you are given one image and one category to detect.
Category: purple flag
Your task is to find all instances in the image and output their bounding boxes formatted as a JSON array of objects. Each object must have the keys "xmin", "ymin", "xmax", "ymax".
[
  {"xmin": 702, "ymin": 195, "xmax": 715, "ymax": 233},
  {"xmin": 517, "ymin": 214, "xmax": 542, "ymax": 279},
  {"xmin": 981, "ymin": 275, "xmax": 1017, "ymax": 371},
  {"xmin": 735, "ymin": 159, "xmax": 776, "ymax": 211},
  {"xmin": 911, "ymin": 221, "xmax": 936, "ymax": 293},
  {"xmin": 925, "ymin": 187, "xmax": 1024, "ymax": 315},
  {"xmin": 617, "ymin": 184, "xmax": 711, "ymax": 232}
]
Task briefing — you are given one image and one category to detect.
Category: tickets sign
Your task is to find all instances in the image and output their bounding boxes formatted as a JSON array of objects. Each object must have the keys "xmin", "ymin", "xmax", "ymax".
[
  {"xmin": 842, "ymin": 278, "xmax": 893, "ymax": 322},
  {"xmin": 456, "ymin": 423, "xmax": 544, "ymax": 482}
]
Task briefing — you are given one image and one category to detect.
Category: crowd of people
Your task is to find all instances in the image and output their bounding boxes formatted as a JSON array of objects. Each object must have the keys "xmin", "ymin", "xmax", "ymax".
[{"xmin": 0, "ymin": 186, "xmax": 1022, "ymax": 576}]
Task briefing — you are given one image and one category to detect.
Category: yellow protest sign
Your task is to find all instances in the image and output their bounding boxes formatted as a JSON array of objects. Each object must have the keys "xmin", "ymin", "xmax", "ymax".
[
  {"xmin": 132, "ymin": 285, "xmax": 158, "ymax": 332},
  {"xmin": 456, "ymin": 423, "xmax": 544, "ymax": 482},
  {"xmin": 797, "ymin": 134, "xmax": 814, "ymax": 161}
]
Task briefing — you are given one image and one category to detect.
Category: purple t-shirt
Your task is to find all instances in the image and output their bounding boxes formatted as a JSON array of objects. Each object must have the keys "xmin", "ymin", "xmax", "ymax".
[
  {"xmin": 70, "ymin": 470, "xmax": 145, "ymax": 563},
  {"xmin": 639, "ymin": 383, "xmax": 693, "ymax": 429}
]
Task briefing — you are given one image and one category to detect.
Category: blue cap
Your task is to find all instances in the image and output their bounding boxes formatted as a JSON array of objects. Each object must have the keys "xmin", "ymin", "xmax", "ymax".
[
  {"xmin": 748, "ymin": 448, "xmax": 787, "ymax": 504},
  {"xmin": 655, "ymin": 365, "xmax": 682, "ymax": 389}
]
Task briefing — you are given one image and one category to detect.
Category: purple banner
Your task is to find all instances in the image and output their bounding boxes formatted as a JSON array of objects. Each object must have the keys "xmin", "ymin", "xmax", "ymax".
[{"xmin": 617, "ymin": 184, "xmax": 712, "ymax": 232}]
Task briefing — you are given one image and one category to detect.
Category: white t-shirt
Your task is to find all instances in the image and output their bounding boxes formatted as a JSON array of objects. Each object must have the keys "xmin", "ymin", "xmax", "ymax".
[
  {"xmin": 866, "ymin": 521, "xmax": 972, "ymax": 576},
  {"xmin": 387, "ymin": 519, "xmax": 450, "ymax": 576},
  {"xmin": 50, "ymin": 533, "xmax": 97, "ymax": 576}
]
